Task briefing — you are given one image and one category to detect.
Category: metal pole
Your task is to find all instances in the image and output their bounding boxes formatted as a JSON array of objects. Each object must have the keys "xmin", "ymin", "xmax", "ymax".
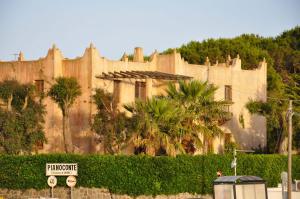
[
  {"xmin": 231, "ymin": 149, "xmax": 253, "ymax": 176},
  {"xmin": 70, "ymin": 187, "xmax": 73, "ymax": 199},
  {"xmin": 234, "ymin": 149, "xmax": 237, "ymax": 176},
  {"xmin": 282, "ymin": 182, "xmax": 285, "ymax": 199},
  {"xmin": 287, "ymin": 100, "xmax": 293, "ymax": 199},
  {"xmin": 51, "ymin": 187, "xmax": 53, "ymax": 198},
  {"xmin": 282, "ymin": 172, "xmax": 287, "ymax": 199}
]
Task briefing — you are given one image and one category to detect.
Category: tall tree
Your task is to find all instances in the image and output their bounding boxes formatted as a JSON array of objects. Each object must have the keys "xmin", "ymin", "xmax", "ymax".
[
  {"xmin": 247, "ymin": 66, "xmax": 289, "ymax": 153},
  {"xmin": 166, "ymin": 80, "xmax": 232, "ymax": 153},
  {"xmin": 0, "ymin": 80, "xmax": 46, "ymax": 154},
  {"xmin": 48, "ymin": 77, "xmax": 81, "ymax": 153},
  {"xmin": 124, "ymin": 80, "xmax": 231, "ymax": 155},
  {"xmin": 125, "ymin": 97, "xmax": 186, "ymax": 156},
  {"xmin": 92, "ymin": 88, "xmax": 132, "ymax": 154}
]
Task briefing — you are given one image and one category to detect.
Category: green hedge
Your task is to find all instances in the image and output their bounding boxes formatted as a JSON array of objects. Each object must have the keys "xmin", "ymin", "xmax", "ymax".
[{"xmin": 0, "ymin": 154, "xmax": 299, "ymax": 196}]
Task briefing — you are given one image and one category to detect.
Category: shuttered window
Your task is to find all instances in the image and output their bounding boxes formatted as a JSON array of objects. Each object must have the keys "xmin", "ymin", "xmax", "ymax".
[
  {"xmin": 35, "ymin": 80, "xmax": 44, "ymax": 93},
  {"xmin": 135, "ymin": 81, "xmax": 146, "ymax": 101},
  {"xmin": 113, "ymin": 80, "xmax": 121, "ymax": 107},
  {"xmin": 225, "ymin": 85, "xmax": 232, "ymax": 101}
]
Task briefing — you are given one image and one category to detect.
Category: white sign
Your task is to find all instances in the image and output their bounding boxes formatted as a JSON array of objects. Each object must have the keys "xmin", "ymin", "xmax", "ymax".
[
  {"xmin": 66, "ymin": 176, "xmax": 77, "ymax": 187},
  {"xmin": 47, "ymin": 176, "xmax": 57, "ymax": 187},
  {"xmin": 231, "ymin": 159, "xmax": 236, "ymax": 168},
  {"xmin": 46, "ymin": 163, "xmax": 78, "ymax": 176},
  {"xmin": 281, "ymin": 171, "xmax": 288, "ymax": 185},
  {"xmin": 281, "ymin": 172, "xmax": 287, "ymax": 182}
]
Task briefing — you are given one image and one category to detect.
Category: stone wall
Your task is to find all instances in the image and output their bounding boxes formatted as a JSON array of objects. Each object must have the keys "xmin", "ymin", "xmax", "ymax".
[{"xmin": 0, "ymin": 187, "xmax": 212, "ymax": 199}]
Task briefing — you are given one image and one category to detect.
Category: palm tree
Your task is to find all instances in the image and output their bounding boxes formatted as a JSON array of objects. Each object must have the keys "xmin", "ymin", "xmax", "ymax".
[
  {"xmin": 125, "ymin": 98, "xmax": 186, "ymax": 156},
  {"xmin": 48, "ymin": 77, "xmax": 81, "ymax": 153},
  {"xmin": 166, "ymin": 80, "xmax": 232, "ymax": 153}
]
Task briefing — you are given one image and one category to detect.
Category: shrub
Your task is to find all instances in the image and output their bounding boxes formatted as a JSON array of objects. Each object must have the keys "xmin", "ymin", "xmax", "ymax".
[{"xmin": 0, "ymin": 154, "xmax": 298, "ymax": 196}]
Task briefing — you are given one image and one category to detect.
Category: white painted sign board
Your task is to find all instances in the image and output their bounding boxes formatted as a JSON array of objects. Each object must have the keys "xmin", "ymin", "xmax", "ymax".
[
  {"xmin": 66, "ymin": 175, "xmax": 77, "ymax": 187},
  {"xmin": 47, "ymin": 176, "xmax": 57, "ymax": 187},
  {"xmin": 281, "ymin": 171, "xmax": 288, "ymax": 184},
  {"xmin": 46, "ymin": 163, "xmax": 78, "ymax": 176}
]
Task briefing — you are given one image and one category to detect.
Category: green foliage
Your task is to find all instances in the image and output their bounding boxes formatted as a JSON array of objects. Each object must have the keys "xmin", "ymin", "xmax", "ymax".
[
  {"xmin": 164, "ymin": 35, "xmax": 271, "ymax": 70},
  {"xmin": 0, "ymin": 154, "xmax": 299, "ymax": 196},
  {"xmin": 48, "ymin": 77, "xmax": 81, "ymax": 153},
  {"xmin": 125, "ymin": 97, "xmax": 186, "ymax": 156},
  {"xmin": 247, "ymin": 99, "xmax": 288, "ymax": 153},
  {"xmin": 126, "ymin": 54, "xmax": 151, "ymax": 62},
  {"xmin": 0, "ymin": 80, "xmax": 36, "ymax": 111},
  {"xmin": 0, "ymin": 109, "xmax": 46, "ymax": 154},
  {"xmin": 224, "ymin": 141, "xmax": 238, "ymax": 154},
  {"xmin": 273, "ymin": 26, "xmax": 300, "ymax": 73},
  {"xmin": 123, "ymin": 80, "xmax": 231, "ymax": 156},
  {"xmin": 0, "ymin": 80, "xmax": 19, "ymax": 103},
  {"xmin": 166, "ymin": 80, "xmax": 232, "ymax": 153},
  {"xmin": 48, "ymin": 77, "xmax": 81, "ymax": 116},
  {"xmin": 0, "ymin": 80, "xmax": 46, "ymax": 154},
  {"xmin": 286, "ymin": 74, "xmax": 300, "ymax": 149},
  {"xmin": 92, "ymin": 89, "xmax": 132, "ymax": 154},
  {"xmin": 163, "ymin": 26, "xmax": 300, "ymax": 152}
]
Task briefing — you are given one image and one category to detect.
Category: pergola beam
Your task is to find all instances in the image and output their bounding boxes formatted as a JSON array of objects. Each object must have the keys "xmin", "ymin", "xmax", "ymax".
[{"xmin": 96, "ymin": 70, "xmax": 192, "ymax": 80}]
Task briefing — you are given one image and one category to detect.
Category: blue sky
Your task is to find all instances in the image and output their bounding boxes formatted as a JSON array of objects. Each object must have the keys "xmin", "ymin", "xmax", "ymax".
[{"xmin": 0, "ymin": 0, "xmax": 299, "ymax": 61}]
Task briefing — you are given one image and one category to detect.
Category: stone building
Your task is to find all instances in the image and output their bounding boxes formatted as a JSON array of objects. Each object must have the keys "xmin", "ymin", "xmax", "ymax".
[{"xmin": 0, "ymin": 44, "xmax": 267, "ymax": 153}]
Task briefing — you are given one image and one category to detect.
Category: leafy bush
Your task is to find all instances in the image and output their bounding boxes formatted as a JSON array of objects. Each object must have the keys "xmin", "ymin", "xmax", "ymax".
[
  {"xmin": 0, "ymin": 154, "xmax": 299, "ymax": 196},
  {"xmin": 0, "ymin": 80, "xmax": 46, "ymax": 154}
]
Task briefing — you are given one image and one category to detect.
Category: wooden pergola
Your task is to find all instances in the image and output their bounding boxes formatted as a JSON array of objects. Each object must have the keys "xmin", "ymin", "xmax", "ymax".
[{"xmin": 96, "ymin": 71, "xmax": 192, "ymax": 80}]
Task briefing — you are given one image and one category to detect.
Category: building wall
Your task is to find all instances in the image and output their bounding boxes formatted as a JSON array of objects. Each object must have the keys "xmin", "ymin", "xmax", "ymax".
[
  {"xmin": 156, "ymin": 51, "xmax": 267, "ymax": 151},
  {"xmin": 0, "ymin": 45, "xmax": 267, "ymax": 153}
]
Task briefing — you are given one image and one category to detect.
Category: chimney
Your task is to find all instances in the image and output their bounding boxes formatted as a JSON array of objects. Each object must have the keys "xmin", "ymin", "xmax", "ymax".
[
  {"xmin": 90, "ymin": 42, "xmax": 95, "ymax": 49},
  {"xmin": 133, "ymin": 47, "xmax": 144, "ymax": 62}
]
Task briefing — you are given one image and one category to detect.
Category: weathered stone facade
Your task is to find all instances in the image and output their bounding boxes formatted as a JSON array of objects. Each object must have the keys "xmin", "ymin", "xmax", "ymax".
[
  {"xmin": 0, "ymin": 187, "xmax": 212, "ymax": 199},
  {"xmin": 0, "ymin": 45, "xmax": 267, "ymax": 153}
]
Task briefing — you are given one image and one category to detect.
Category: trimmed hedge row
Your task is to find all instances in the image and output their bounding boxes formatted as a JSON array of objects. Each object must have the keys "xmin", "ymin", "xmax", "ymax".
[{"xmin": 0, "ymin": 154, "xmax": 299, "ymax": 196}]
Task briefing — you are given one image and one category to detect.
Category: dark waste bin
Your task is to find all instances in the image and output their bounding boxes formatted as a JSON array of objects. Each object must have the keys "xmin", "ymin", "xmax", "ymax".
[{"xmin": 213, "ymin": 176, "xmax": 268, "ymax": 199}]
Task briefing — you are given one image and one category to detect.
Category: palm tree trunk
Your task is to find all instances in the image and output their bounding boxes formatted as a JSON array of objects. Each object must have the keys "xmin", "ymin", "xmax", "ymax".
[
  {"xmin": 7, "ymin": 94, "xmax": 13, "ymax": 111},
  {"xmin": 277, "ymin": 117, "xmax": 287, "ymax": 154},
  {"xmin": 278, "ymin": 135, "xmax": 288, "ymax": 154},
  {"xmin": 22, "ymin": 95, "xmax": 28, "ymax": 111},
  {"xmin": 63, "ymin": 108, "xmax": 73, "ymax": 153}
]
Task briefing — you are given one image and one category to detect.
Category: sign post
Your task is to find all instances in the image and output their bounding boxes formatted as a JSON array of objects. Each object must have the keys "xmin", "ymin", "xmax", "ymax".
[
  {"xmin": 66, "ymin": 176, "xmax": 77, "ymax": 199},
  {"xmin": 46, "ymin": 163, "xmax": 78, "ymax": 199},
  {"xmin": 281, "ymin": 171, "xmax": 288, "ymax": 199},
  {"xmin": 231, "ymin": 149, "xmax": 254, "ymax": 176},
  {"xmin": 47, "ymin": 176, "xmax": 57, "ymax": 198}
]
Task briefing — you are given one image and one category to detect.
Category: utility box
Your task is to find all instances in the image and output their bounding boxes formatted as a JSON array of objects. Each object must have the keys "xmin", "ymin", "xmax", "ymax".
[{"xmin": 213, "ymin": 176, "xmax": 268, "ymax": 199}]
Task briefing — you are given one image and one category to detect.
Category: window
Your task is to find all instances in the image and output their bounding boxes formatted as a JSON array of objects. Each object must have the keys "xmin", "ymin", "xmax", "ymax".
[
  {"xmin": 224, "ymin": 85, "xmax": 232, "ymax": 101},
  {"xmin": 113, "ymin": 80, "xmax": 121, "ymax": 107},
  {"xmin": 135, "ymin": 81, "xmax": 146, "ymax": 101},
  {"xmin": 35, "ymin": 80, "xmax": 44, "ymax": 94}
]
